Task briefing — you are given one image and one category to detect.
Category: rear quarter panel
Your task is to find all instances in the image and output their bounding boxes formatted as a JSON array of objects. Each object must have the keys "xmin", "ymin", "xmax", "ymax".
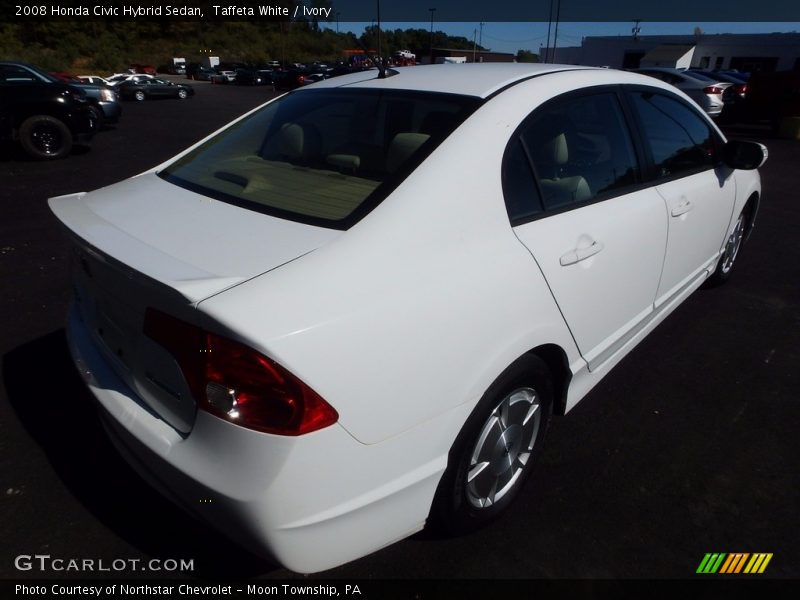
[{"xmin": 196, "ymin": 79, "xmax": 600, "ymax": 445}]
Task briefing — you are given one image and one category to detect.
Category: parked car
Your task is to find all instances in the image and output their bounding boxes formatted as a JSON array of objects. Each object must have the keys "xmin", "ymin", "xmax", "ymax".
[
  {"xmin": 49, "ymin": 71, "xmax": 81, "ymax": 83},
  {"xmin": 118, "ymin": 78, "xmax": 194, "ymax": 101},
  {"xmin": 186, "ymin": 65, "xmax": 216, "ymax": 81},
  {"xmin": 688, "ymin": 69, "xmax": 749, "ymax": 102},
  {"xmin": 0, "ymin": 61, "xmax": 96, "ymax": 159},
  {"xmin": 234, "ymin": 68, "xmax": 274, "ymax": 86},
  {"xmin": 209, "ymin": 69, "xmax": 237, "ymax": 84},
  {"xmin": 634, "ymin": 67, "xmax": 728, "ymax": 116},
  {"xmin": 49, "ymin": 64, "xmax": 765, "ymax": 572},
  {"xmin": 70, "ymin": 82, "xmax": 122, "ymax": 126},
  {"xmin": 106, "ymin": 73, "xmax": 155, "ymax": 87},
  {"xmin": 53, "ymin": 76, "xmax": 121, "ymax": 125},
  {"xmin": 721, "ymin": 69, "xmax": 800, "ymax": 129},
  {"xmin": 50, "ymin": 71, "xmax": 122, "ymax": 125},
  {"xmin": 273, "ymin": 68, "xmax": 311, "ymax": 90},
  {"xmin": 129, "ymin": 63, "xmax": 157, "ymax": 75},
  {"xmin": 77, "ymin": 75, "xmax": 112, "ymax": 86}
]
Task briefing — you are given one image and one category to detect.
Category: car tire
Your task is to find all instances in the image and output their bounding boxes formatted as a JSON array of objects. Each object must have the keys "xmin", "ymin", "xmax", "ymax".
[
  {"xmin": 705, "ymin": 208, "xmax": 749, "ymax": 287},
  {"xmin": 134, "ymin": 90, "xmax": 146, "ymax": 102},
  {"xmin": 431, "ymin": 354, "xmax": 553, "ymax": 535},
  {"xmin": 177, "ymin": 88, "xmax": 188, "ymax": 99},
  {"xmin": 18, "ymin": 115, "xmax": 73, "ymax": 160}
]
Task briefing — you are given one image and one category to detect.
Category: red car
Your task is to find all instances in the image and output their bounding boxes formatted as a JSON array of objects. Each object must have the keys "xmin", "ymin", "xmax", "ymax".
[
  {"xmin": 129, "ymin": 63, "xmax": 157, "ymax": 75},
  {"xmin": 49, "ymin": 71, "xmax": 81, "ymax": 82}
]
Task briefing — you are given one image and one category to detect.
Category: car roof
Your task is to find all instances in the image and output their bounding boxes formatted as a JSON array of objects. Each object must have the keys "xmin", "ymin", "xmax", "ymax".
[{"xmin": 307, "ymin": 63, "xmax": 594, "ymax": 98}]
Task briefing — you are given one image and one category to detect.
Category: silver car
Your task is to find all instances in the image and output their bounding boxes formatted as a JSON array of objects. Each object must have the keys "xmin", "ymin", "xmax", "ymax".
[{"xmin": 634, "ymin": 67, "xmax": 730, "ymax": 117}]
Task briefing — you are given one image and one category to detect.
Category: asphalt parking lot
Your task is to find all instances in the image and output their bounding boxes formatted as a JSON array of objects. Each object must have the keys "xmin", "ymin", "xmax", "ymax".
[{"xmin": 1, "ymin": 79, "xmax": 798, "ymax": 582}]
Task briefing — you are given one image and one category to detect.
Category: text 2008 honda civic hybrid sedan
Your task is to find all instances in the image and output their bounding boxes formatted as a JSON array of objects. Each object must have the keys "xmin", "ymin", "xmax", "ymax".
[{"xmin": 49, "ymin": 64, "xmax": 766, "ymax": 572}]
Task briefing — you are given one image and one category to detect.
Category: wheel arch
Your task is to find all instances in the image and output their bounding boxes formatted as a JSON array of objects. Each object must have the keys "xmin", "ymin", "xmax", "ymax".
[
  {"xmin": 742, "ymin": 191, "xmax": 759, "ymax": 242},
  {"xmin": 526, "ymin": 343, "xmax": 572, "ymax": 416},
  {"xmin": 12, "ymin": 105, "xmax": 72, "ymax": 131}
]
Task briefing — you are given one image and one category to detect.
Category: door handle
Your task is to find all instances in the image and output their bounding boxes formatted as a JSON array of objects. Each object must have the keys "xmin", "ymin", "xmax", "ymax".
[
  {"xmin": 560, "ymin": 241, "xmax": 605, "ymax": 266},
  {"xmin": 671, "ymin": 200, "xmax": 693, "ymax": 217}
]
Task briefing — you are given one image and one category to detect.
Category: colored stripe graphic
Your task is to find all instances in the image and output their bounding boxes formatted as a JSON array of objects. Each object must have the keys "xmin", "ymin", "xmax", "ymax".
[
  {"xmin": 697, "ymin": 553, "xmax": 727, "ymax": 573},
  {"xmin": 719, "ymin": 553, "xmax": 749, "ymax": 573},
  {"xmin": 698, "ymin": 552, "xmax": 773, "ymax": 574},
  {"xmin": 744, "ymin": 553, "xmax": 773, "ymax": 574}
]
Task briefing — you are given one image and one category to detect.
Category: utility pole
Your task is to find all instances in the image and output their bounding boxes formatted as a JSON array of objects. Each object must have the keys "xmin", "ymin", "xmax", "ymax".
[
  {"xmin": 553, "ymin": 0, "xmax": 561, "ymax": 64},
  {"xmin": 479, "ymin": 22, "xmax": 484, "ymax": 48},
  {"xmin": 545, "ymin": 0, "xmax": 554, "ymax": 63},
  {"xmin": 632, "ymin": 19, "xmax": 641, "ymax": 41},
  {"xmin": 472, "ymin": 29, "xmax": 477, "ymax": 63},
  {"xmin": 429, "ymin": 7, "xmax": 436, "ymax": 64},
  {"xmin": 336, "ymin": 12, "xmax": 340, "ymax": 34}
]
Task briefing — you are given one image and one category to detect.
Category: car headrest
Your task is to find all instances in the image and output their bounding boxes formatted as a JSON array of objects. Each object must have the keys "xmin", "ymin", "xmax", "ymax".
[
  {"xmin": 386, "ymin": 133, "xmax": 430, "ymax": 174},
  {"xmin": 543, "ymin": 133, "xmax": 568, "ymax": 166},
  {"xmin": 277, "ymin": 123, "xmax": 305, "ymax": 160}
]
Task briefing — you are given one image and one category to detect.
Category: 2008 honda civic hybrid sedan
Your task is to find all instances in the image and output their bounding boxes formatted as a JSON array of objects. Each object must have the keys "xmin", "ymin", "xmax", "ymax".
[{"xmin": 49, "ymin": 64, "xmax": 766, "ymax": 573}]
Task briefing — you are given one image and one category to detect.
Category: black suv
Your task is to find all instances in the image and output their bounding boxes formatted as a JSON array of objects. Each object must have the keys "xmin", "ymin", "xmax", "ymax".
[{"xmin": 0, "ymin": 61, "xmax": 96, "ymax": 159}]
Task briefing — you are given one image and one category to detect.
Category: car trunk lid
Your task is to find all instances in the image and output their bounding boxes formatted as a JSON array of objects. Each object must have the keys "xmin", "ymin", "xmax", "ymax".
[{"xmin": 50, "ymin": 173, "xmax": 340, "ymax": 432}]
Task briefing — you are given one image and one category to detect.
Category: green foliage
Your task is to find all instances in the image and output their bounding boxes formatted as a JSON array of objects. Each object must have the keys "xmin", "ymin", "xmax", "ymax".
[
  {"xmin": 359, "ymin": 27, "xmax": 488, "ymax": 58},
  {"xmin": 516, "ymin": 49, "xmax": 539, "ymax": 63},
  {"xmin": 0, "ymin": 21, "xmax": 491, "ymax": 73}
]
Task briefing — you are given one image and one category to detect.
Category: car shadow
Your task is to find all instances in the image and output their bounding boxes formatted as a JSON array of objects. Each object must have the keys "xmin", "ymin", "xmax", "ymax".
[
  {"xmin": 0, "ymin": 140, "xmax": 92, "ymax": 161},
  {"xmin": 2, "ymin": 330, "xmax": 277, "ymax": 580}
]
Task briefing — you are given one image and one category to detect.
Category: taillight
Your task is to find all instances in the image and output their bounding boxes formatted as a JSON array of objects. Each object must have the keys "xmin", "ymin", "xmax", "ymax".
[
  {"xmin": 703, "ymin": 86, "xmax": 725, "ymax": 95},
  {"xmin": 297, "ymin": 75, "xmax": 305, "ymax": 84},
  {"xmin": 143, "ymin": 308, "xmax": 338, "ymax": 435},
  {"xmin": 734, "ymin": 83, "xmax": 748, "ymax": 96}
]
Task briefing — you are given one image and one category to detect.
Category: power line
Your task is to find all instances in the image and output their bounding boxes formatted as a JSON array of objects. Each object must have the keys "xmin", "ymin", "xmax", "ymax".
[{"xmin": 482, "ymin": 33, "xmax": 549, "ymax": 44}]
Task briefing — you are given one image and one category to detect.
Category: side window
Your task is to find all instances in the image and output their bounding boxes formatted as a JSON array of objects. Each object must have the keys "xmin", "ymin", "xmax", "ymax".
[
  {"xmin": 0, "ymin": 65, "xmax": 38, "ymax": 83},
  {"xmin": 502, "ymin": 139, "xmax": 543, "ymax": 223},
  {"xmin": 629, "ymin": 91, "xmax": 717, "ymax": 178},
  {"xmin": 518, "ymin": 92, "xmax": 639, "ymax": 211}
]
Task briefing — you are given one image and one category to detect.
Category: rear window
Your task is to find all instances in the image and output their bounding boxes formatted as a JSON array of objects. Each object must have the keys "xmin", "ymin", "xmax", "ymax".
[{"xmin": 159, "ymin": 88, "xmax": 480, "ymax": 229}]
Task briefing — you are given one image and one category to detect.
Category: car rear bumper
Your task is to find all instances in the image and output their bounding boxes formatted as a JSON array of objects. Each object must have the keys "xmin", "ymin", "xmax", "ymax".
[{"xmin": 65, "ymin": 304, "xmax": 447, "ymax": 572}]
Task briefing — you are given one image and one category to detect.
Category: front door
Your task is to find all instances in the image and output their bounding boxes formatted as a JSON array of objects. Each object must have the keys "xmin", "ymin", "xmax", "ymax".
[{"xmin": 626, "ymin": 90, "xmax": 736, "ymax": 306}]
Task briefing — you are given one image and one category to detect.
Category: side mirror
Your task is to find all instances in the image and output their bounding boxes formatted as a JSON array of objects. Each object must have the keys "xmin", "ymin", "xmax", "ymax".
[{"xmin": 723, "ymin": 140, "xmax": 768, "ymax": 170}]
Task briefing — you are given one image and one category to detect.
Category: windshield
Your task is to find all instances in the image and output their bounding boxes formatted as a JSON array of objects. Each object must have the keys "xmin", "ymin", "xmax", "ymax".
[{"xmin": 159, "ymin": 88, "xmax": 480, "ymax": 229}]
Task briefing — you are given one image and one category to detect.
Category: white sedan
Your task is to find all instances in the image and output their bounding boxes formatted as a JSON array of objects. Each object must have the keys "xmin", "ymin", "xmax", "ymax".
[
  {"xmin": 76, "ymin": 75, "xmax": 112, "ymax": 86},
  {"xmin": 105, "ymin": 73, "xmax": 155, "ymax": 86},
  {"xmin": 49, "ymin": 64, "xmax": 766, "ymax": 573}
]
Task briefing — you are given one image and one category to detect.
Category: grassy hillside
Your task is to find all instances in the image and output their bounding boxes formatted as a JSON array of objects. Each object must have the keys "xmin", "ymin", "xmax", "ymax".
[{"xmin": 0, "ymin": 20, "xmax": 489, "ymax": 73}]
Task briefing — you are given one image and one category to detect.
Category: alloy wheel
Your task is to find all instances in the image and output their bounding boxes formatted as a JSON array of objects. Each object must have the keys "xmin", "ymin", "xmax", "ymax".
[
  {"xmin": 30, "ymin": 123, "xmax": 64, "ymax": 156},
  {"xmin": 466, "ymin": 387, "xmax": 542, "ymax": 508},
  {"xmin": 721, "ymin": 213, "xmax": 745, "ymax": 274}
]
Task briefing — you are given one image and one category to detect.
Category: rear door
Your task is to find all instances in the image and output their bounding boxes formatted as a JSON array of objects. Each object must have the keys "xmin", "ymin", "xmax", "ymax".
[{"xmin": 504, "ymin": 89, "xmax": 668, "ymax": 370}]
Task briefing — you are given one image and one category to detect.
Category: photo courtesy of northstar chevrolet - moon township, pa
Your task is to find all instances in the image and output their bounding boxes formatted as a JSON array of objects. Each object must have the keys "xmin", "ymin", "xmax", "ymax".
[{"xmin": 49, "ymin": 63, "xmax": 767, "ymax": 572}]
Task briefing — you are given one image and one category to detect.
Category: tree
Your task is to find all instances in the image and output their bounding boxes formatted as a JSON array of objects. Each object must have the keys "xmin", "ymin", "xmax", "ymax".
[{"xmin": 516, "ymin": 50, "xmax": 539, "ymax": 63}]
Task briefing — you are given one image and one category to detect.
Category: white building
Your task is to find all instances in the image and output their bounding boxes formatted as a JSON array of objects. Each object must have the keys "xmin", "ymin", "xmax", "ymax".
[{"xmin": 540, "ymin": 32, "xmax": 800, "ymax": 72}]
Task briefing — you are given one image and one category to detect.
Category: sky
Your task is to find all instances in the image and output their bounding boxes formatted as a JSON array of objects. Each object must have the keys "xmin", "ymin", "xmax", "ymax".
[{"xmin": 330, "ymin": 21, "xmax": 800, "ymax": 55}]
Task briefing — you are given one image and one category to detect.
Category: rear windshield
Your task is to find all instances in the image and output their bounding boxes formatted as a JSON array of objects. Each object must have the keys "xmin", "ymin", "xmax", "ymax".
[{"xmin": 159, "ymin": 88, "xmax": 480, "ymax": 229}]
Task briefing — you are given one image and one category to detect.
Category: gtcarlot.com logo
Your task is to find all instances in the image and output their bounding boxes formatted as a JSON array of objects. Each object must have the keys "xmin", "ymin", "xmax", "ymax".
[
  {"xmin": 696, "ymin": 552, "xmax": 773, "ymax": 574},
  {"xmin": 14, "ymin": 554, "xmax": 194, "ymax": 573}
]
